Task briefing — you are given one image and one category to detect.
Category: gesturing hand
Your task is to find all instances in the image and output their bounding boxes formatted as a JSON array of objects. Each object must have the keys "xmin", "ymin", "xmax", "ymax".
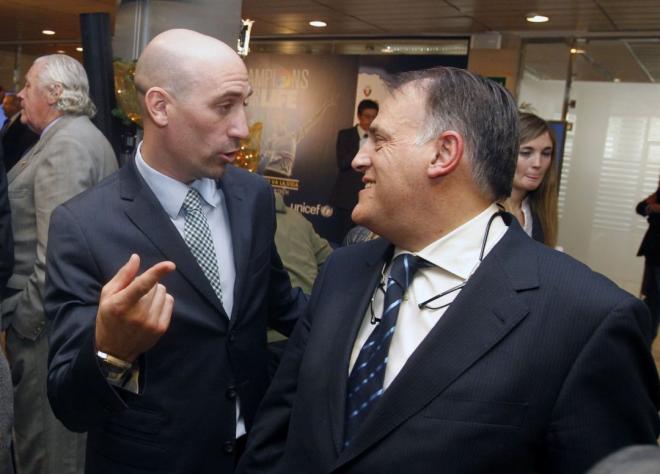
[{"xmin": 95, "ymin": 254, "xmax": 176, "ymax": 362}]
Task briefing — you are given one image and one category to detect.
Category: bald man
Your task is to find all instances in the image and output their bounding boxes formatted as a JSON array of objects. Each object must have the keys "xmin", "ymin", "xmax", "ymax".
[{"xmin": 43, "ymin": 29, "xmax": 305, "ymax": 473}]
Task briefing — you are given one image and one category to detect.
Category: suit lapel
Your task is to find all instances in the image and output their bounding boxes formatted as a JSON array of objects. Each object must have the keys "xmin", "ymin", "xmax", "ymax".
[
  {"xmin": 120, "ymin": 159, "xmax": 227, "ymax": 317},
  {"xmin": 326, "ymin": 240, "xmax": 393, "ymax": 455},
  {"xmin": 218, "ymin": 166, "xmax": 249, "ymax": 325},
  {"xmin": 333, "ymin": 221, "xmax": 539, "ymax": 469}
]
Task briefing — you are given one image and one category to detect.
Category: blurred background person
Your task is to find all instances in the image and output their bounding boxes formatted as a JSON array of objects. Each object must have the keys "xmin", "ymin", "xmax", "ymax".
[
  {"xmin": 0, "ymin": 157, "xmax": 13, "ymax": 474},
  {"xmin": 2, "ymin": 93, "xmax": 39, "ymax": 172},
  {"xmin": 587, "ymin": 445, "xmax": 660, "ymax": 474},
  {"xmin": 3, "ymin": 54, "xmax": 117, "ymax": 474},
  {"xmin": 504, "ymin": 111, "xmax": 558, "ymax": 247},
  {"xmin": 272, "ymin": 189, "xmax": 332, "ymax": 295},
  {"xmin": 636, "ymin": 176, "xmax": 660, "ymax": 338},
  {"xmin": 329, "ymin": 99, "xmax": 378, "ymax": 244}
]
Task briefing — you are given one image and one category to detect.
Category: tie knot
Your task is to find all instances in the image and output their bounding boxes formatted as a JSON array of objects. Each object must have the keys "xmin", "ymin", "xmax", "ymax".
[
  {"xmin": 388, "ymin": 254, "xmax": 427, "ymax": 291},
  {"xmin": 182, "ymin": 188, "xmax": 204, "ymax": 214}
]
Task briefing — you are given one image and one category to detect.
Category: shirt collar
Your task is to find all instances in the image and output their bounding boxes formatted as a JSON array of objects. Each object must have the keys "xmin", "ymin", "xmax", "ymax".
[
  {"xmin": 134, "ymin": 141, "xmax": 222, "ymax": 218},
  {"xmin": 41, "ymin": 116, "xmax": 63, "ymax": 137},
  {"xmin": 394, "ymin": 203, "xmax": 507, "ymax": 280},
  {"xmin": 357, "ymin": 124, "xmax": 368, "ymax": 138}
]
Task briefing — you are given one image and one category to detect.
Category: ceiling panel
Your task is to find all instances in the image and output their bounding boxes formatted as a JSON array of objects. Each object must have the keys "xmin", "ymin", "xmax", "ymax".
[
  {"xmin": 0, "ymin": 0, "xmax": 658, "ymax": 86},
  {"xmin": 0, "ymin": 0, "xmax": 115, "ymax": 42}
]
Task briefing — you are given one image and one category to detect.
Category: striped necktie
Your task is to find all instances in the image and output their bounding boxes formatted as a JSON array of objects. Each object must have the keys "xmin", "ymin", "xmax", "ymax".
[{"xmin": 343, "ymin": 253, "xmax": 427, "ymax": 447}]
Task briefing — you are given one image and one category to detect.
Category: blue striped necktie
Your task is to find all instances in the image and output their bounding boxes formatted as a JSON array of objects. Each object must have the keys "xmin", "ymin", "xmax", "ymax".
[{"xmin": 343, "ymin": 253, "xmax": 427, "ymax": 447}]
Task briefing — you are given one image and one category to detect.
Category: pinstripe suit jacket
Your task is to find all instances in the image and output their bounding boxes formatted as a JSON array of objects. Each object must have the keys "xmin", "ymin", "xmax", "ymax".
[{"xmin": 240, "ymin": 215, "xmax": 660, "ymax": 474}]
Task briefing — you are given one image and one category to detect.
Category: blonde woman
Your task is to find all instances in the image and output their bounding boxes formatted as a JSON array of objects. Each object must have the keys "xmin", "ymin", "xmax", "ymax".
[{"xmin": 505, "ymin": 112, "xmax": 559, "ymax": 247}]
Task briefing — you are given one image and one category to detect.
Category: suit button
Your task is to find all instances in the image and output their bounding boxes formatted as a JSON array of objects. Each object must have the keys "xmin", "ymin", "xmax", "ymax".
[
  {"xmin": 226, "ymin": 386, "xmax": 237, "ymax": 400},
  {"xmin": 223, "ymin": 440, "xmax": 234, "ymax": 453}
]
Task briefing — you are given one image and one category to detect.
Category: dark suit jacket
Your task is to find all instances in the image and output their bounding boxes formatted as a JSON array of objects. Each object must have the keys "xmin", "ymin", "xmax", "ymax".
[
  {"xmin": 44, "ymin": 159, "xmax": 306, "ymax": 473},
  {"xmin": 0, "ymin": 159, "xmax": 11, "ymax": 295},
  {"xmin": 239, "ymin": 215, "xmax": 659, "ymax": 474},
  {"xmin": 637, "ymin": 189, "xmax": 660, "ymax": 265},
  {"xmin": 1, "ymin": 113, "xmax": 38, "ymax": 172},
  {"xmin": 329, "ymin": 126, "xmax": 363, "ymax": 211},
  {"xmin": 531, "ymin": 210, "xmax": 545, "ymax": 244}
]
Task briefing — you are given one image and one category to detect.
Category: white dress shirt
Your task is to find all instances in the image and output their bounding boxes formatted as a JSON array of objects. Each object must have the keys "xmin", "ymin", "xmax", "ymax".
[
  {"xmin": 134, "ymin": 144, "xmax": 245, "ymax": 437},
  {"xmin": 521, "ymin": 197, "xmax": 533, "ymax": 238},
  {"xmin": 357, "ymin": 124, "xmax": 369, "ymax": 148},
  {"xmin": 349, "ymin": 204, "xmax": 508, "ymax": 390}
]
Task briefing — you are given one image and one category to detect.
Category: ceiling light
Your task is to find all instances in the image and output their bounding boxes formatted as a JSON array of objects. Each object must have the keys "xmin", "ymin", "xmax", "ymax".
[
  {"xmin": 76, "ymin": 47, "xmax": 83, "ymax": 52},
  {"xmin": 526, "ymin": 14, "xmax": 549, "ymax": 23},
  {"xmin": 56, "ymin": 50, "xmax": 65, "ymax": 54},
  {"xmin": 42, "ymin": 29, "xmax": 56, "ymax": 35},
  {"xmin": 570, "ymin": 48, "xmax": 585, "ymax": 54},
  {"xmin": 309, "ymin": 20, "xmax": 327, "ymax": 28}
]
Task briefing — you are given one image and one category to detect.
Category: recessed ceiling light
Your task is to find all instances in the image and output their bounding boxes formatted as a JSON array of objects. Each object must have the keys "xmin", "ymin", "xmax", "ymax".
[
  {"xmin": 42, "ymin": 29, "xmax": 56, "ymax": 35},
  {"xmin": 56, "ymin": 50, "xmax": 65, "ymax": 54},
  {"xmin": 76, "ymin": 47, "xmax": 83, "ymax": 52},
  {"xmin": 309, "ymin": 20, "xmax": 327, "ymax": 28},
  {"xmin": 526, "ymin": 14, "xmax": 549, "ymax": 23},
  {"xmin": 570, "ymin": 48, "xmax": 585, "ymax": 54}
]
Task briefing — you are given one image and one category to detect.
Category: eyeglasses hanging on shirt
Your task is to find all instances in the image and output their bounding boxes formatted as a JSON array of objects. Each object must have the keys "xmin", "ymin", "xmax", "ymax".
[{"xmin": 369, "ymin": 208, "xmax": 508, "ymax": 324}]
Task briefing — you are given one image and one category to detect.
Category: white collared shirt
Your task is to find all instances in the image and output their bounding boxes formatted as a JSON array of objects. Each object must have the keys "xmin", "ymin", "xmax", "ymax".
[
  {"xmin": 134, "ymin": 144, "xmax": 236, "ymax": 317},
  {"xmin": 521, "ymin": 197, "xmax": 534, "ymax": 238},
  {"xmin": 349, "ymin": 204, "xmax": 508, "ymax": 389},
  {"xmin": 357, "ymin": 124, "xmax": 369, "ymax": 148},
  {"xmin": 134, "ymin": 144, "xmax": 245, "ymax": 437},
  {"xmin": 40, "ymin": 116, "xmax": 62, "ymax": 137}
]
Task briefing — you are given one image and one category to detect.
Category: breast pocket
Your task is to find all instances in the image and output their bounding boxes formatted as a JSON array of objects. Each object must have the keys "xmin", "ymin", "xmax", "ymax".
[{"xmin": 421, "ymin": 397, "xmax": 528, "ymax": 428}]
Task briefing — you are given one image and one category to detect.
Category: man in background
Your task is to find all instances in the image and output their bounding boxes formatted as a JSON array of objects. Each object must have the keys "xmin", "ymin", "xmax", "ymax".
[
  {"xmin": 329, "ymin": 99, "xmax": 378, "ymax": 244},
  {"xmin": 0, "ymin": 87, "xmax": 6, "ymax": 126},
  {"xmin": 44, "ymin": 29, "xmax": 305, "ymax": 474},
  {"xmin": 0, "ymin": 158, "xmax": 13, "ymax": 474},
  {"xmin": 269, "ymin": 186, "xmax": 332, "ymax": 295},
  {"xmin": 239, "ymin": 67, "xmax": 659, "ymax": 474},
  {"xmin": 3, "ymin": 54, "xmax": 117, "ymax": 474},
  {"xmin": 2, "ymin": 93, "xmax": 39, "ymax": 171},
  {"xmin": 636, "ymin": 178, "xmax": 660, "ymax": 338}
]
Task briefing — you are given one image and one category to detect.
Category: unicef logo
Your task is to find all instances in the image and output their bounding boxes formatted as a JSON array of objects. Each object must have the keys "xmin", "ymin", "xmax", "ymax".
[{"xmin": 321, "ymin": 205, "xmax": 334, "ymax": 218}]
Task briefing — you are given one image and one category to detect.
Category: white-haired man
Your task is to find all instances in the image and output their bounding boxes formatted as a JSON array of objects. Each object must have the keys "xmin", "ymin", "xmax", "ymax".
[{"xmin": 3, "ymin": 54, "xmax": 117, "ymax": 474}]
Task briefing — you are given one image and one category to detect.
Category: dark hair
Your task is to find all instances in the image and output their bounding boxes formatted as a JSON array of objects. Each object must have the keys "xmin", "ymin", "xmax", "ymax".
[
  {"xmin": 357, "ymin": 99, "xmax": 379, "ymax": 115},
  {"xmin": 386, "ymin": 67, "xmax": 519, "ymax": 201}
]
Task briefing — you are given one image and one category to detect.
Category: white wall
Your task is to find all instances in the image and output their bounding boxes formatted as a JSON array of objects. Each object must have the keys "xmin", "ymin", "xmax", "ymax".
[{"xmin": 519, "ymin": 73, "xmax": 660, "ymax": 295}]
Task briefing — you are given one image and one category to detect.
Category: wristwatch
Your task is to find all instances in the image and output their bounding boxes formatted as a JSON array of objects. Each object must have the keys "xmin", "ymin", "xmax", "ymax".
[{"xmin": 96, "ymin": 350, "xmax": 133, "ymax": 386}]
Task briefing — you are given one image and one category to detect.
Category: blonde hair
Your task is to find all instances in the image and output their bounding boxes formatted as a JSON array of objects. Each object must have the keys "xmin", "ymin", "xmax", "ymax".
[{"xmin": 517, "ymin": 112, "xmax": 559, "ymax": 247}]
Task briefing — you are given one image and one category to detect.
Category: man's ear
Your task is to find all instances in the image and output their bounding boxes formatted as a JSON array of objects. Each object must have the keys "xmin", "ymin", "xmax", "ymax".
[
  {"xmin": 428, "ymin": 130, "xmax": 464, "ymax": 179},
  {"xmin": 144, "ymin": 87, "xmax": 170, "ymax": 127},
  {"xmin": 46, "ymin": 83, "xmax": 63, "ymax": 105}
]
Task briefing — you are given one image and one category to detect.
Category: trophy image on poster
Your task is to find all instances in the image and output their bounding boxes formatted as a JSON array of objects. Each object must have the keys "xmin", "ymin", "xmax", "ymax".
[
  {"xmin": 113, "ymin": 59, "xmax": 141, "ymax": 127},
  {"xmin": 261, "ymin": 97, "xmax": 335, "ymax": 177},
  {"xmin": 235, "ymin": 122, "xmax": 263, "ymax": 172}
]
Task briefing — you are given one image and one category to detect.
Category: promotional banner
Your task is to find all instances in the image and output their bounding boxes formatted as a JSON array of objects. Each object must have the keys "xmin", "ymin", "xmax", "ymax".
[
  {"xmin": 243, "ymin": 53, "xmax": 468, "ymax": 244},
  {"xmin": 244, "ymin": 53, "xmax": 359, "ymax": 241}
]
